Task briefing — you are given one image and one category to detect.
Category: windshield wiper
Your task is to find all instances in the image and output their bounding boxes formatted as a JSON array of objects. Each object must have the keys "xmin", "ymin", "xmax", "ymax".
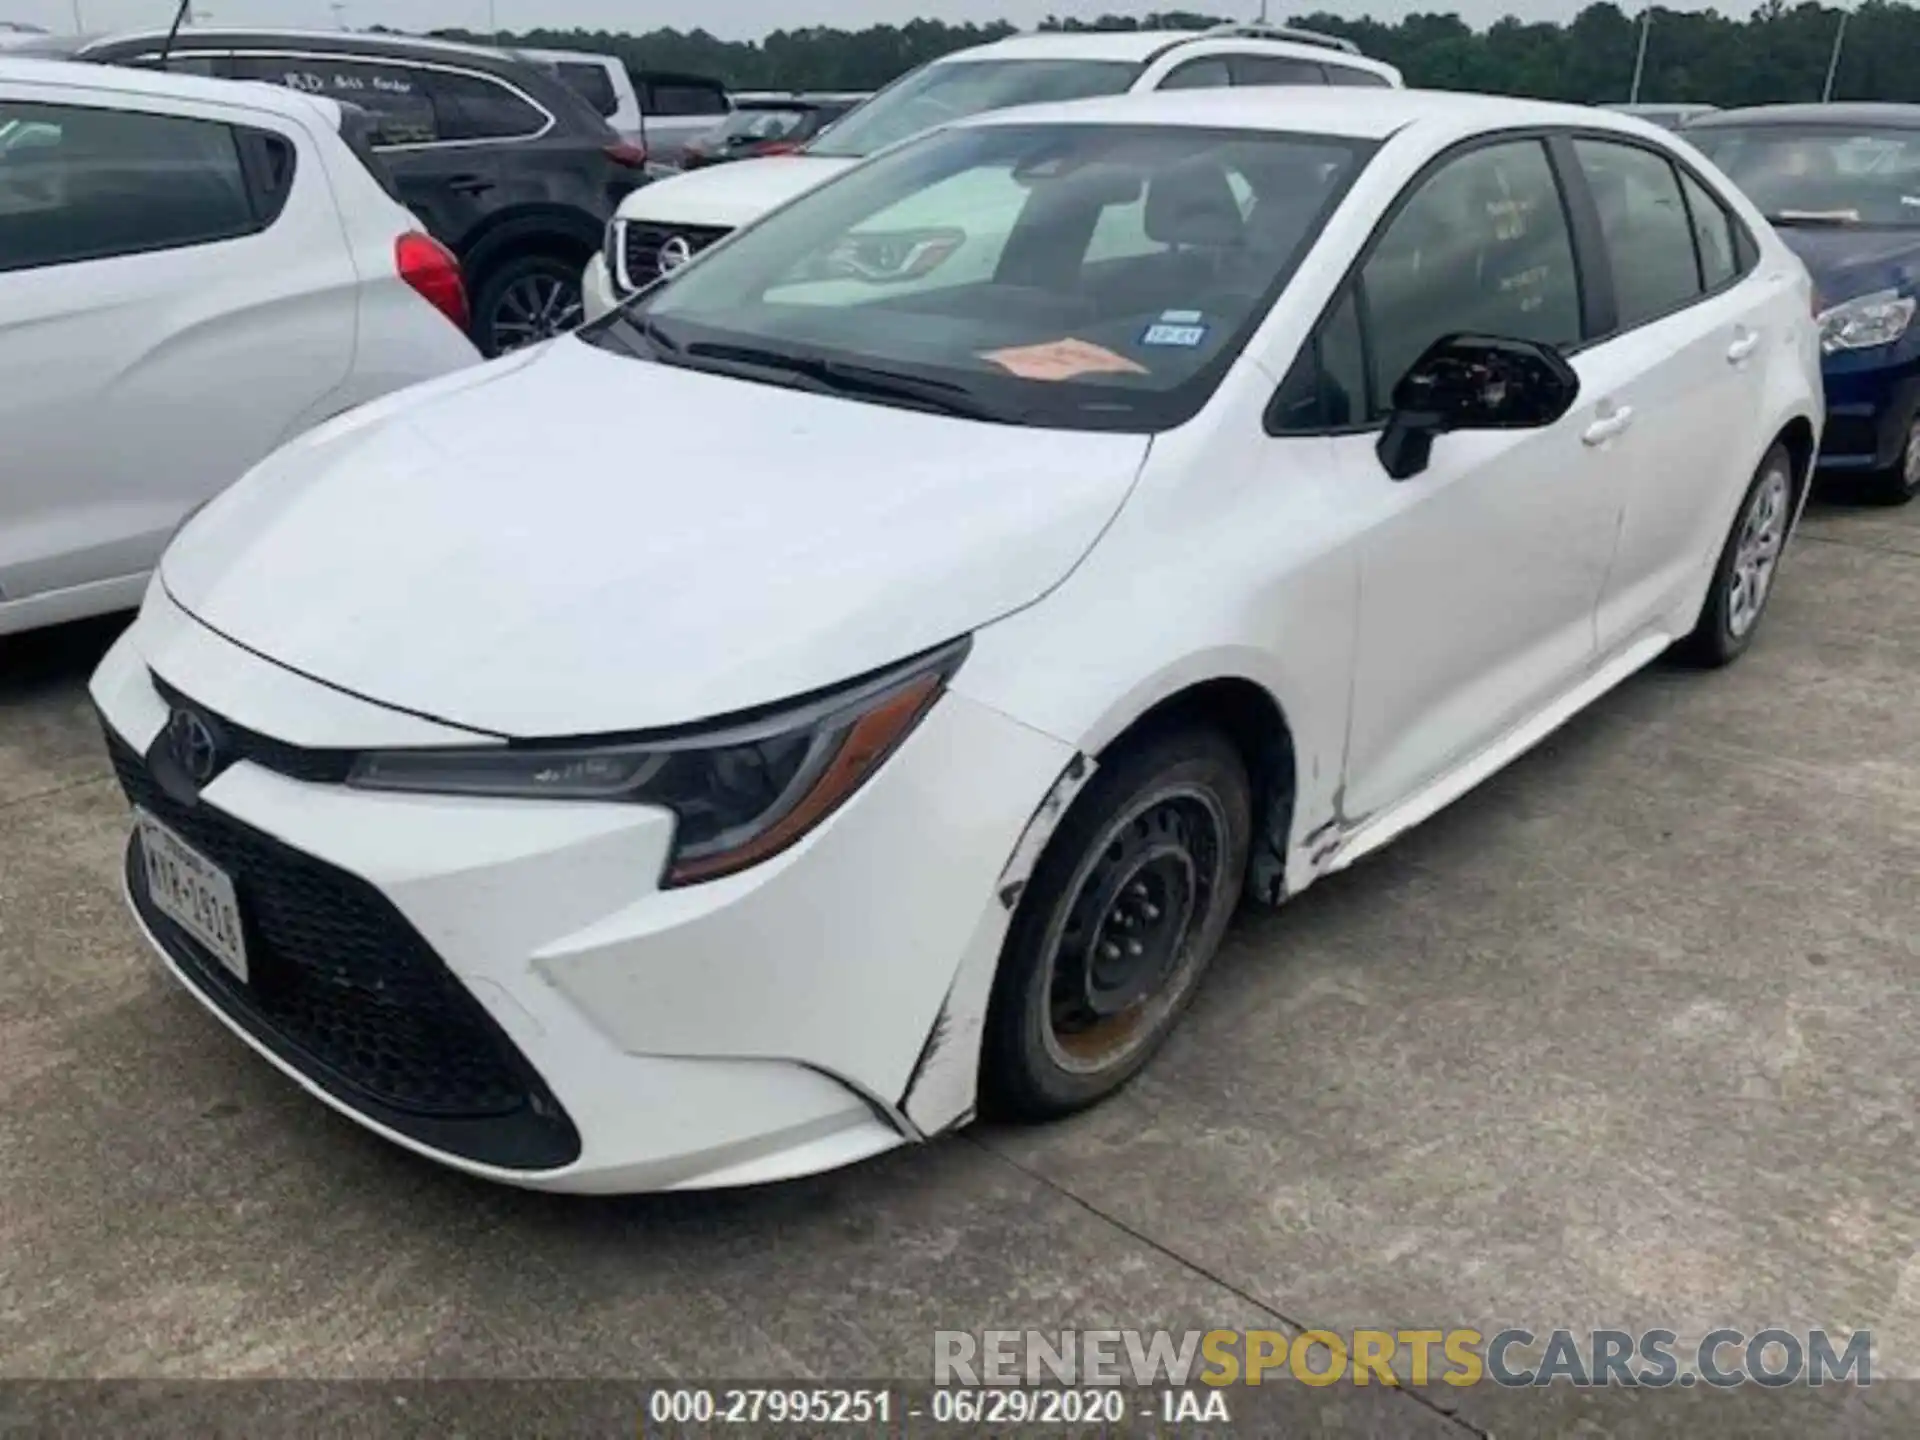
[
  {"xmin": 683, "ymin": 339, "xmax": 1006, "ymax": 421},
  {"xmin": 590, "ymin": 309, "xmax": 681, "ymax": 355}
]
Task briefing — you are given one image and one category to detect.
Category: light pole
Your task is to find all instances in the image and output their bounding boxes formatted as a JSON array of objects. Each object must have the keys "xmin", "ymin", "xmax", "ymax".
[
  {"xmin": 1628, "ymin": 7, "xmax": 1652, "ymax": 104},
  {"xmin": 69, "ymin": 0, "xmax": 83, "ymax": 30},
  {"xmin": 1822, "ymin": 8, "xmax": 1849, "ymax": 102}
]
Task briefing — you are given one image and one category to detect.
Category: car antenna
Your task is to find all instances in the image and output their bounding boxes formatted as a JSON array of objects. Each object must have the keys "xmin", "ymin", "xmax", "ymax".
[{"xmin": 156, "ymin": 0, "xmax": 192, "ymax": 70}]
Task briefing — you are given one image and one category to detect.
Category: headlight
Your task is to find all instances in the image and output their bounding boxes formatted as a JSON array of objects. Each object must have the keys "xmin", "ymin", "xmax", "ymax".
[
  {"xmin": 1817, "ymin": 287, "xmax": 1916, "ymax": 354},
  {"xmin": 347, "ymin": 639, "xmax": 967, "ymax": 886}
]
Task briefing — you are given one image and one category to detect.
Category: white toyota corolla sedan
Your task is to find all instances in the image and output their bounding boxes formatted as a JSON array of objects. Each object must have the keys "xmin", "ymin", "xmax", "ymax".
[{"xmin": 92, "ymin": 88, "xmax": 1821, "ymax": 1194}]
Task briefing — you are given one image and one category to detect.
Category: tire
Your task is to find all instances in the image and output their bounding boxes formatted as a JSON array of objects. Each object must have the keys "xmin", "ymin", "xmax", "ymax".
[
  {"xmin": 470, "ymin": 252, "xmax": 586, "ymax": 358},
  {"xmin": 1679, "ymin": 441, "xmax": 1796, "ymax": 668},
  {"xmin": 1869, "ymin": 410, "xmax": 1920, "ymax": 505},
  {"xmin": 981, "ymin": 726, "xmax": 1253, "ymax": 1121}
]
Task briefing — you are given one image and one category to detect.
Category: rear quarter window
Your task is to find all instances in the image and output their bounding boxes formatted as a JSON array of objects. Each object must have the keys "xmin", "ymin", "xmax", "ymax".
[
  {"xmin": 557, "ymin": 61, "xmax": 620, "ymax": 118},
  {"xmin": 646, "ymin": 81, "xmax": 730, "ymax": 117},
  {"xmin": 1324, "ymin": 64, "xmax": 1392, "ymax": 88}
]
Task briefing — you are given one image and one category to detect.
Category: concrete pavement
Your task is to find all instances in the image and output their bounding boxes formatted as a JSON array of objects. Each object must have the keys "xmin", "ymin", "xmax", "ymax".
[{"xmin": 2, "ymin": 497, "xmax": 1916, "ymax": 1436}]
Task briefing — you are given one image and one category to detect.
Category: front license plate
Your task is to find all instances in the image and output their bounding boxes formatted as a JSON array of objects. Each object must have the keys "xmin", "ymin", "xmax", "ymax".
[{"xmin": 136, "ymin": 809, "xmax": 248, "ymax": 984}]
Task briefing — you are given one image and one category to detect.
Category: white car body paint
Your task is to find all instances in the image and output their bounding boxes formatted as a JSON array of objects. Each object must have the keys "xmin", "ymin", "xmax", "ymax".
[
  {"xmin": 0, "ymin": 59, "xmax": 480, "ymax": 637},
  {"xmin": 93, "ymin": 88, "xmax": 1821, "ymax": 1192},
  {"xmin": 160, "ymin": 338, "xmax": 1152, "ymax": 737}
]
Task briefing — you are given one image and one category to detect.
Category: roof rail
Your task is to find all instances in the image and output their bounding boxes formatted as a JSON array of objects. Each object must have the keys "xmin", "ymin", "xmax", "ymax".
[{"xmin": 1198, "ymin": 21, "xmax": 1362, "ymax": 56}]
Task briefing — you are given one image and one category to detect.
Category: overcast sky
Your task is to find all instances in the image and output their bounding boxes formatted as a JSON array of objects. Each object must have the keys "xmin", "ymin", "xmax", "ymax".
[{"xmin": 8, "ymin": 0, "xmax": 1735, "ymax": 42}]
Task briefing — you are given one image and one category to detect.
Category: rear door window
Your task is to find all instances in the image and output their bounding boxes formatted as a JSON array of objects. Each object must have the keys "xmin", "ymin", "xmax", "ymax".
[
  {"xmin": 230, "ymin": 55, "xmax": 439, "ymax": 146},
  {"xmin": 1158, "ymin": 57, "xmax": 1232, "ymax": 91},
  {"xmin": 1573, "ymin": 138, "xmax": 1704, "ymax": 329},
  {"xmin": 1324, "ymin": 64, "xmax": 1392, "ymax": 88},
  {"xmin": 126, "ymin": 51, "xmax": 224, "ymax": 77},
  {"xmin": 0, "ymin": 99, "xmax": 258, "ymax": 271},
  {"xmin": 1230, "ymin": 55, "xmax": 1328, "ymax": 86}
]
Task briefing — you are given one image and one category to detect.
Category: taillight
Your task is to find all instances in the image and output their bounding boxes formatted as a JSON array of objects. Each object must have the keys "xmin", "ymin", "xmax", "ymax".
[
  {"xmin": 605, "ymin": 141, "xmax": 648, "ymax": 169},
  {"xmin": 396, "ymin": 231, "xmax": 469, "ymax": 334},
  {"xmin": 755, "ymin": 140, "xmax": 802, "ymax": 157}
]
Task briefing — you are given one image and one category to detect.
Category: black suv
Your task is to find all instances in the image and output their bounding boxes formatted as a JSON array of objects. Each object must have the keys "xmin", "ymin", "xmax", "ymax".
[{"xmin": 69, "ymin": 29, "xmax": 650, "ymax": 355}]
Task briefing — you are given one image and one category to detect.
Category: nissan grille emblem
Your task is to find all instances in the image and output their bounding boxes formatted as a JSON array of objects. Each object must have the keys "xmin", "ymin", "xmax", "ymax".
[
  {"xmin": 168, "ymin": 709, "xmax": 223, "ymax": 787},
  {"xmin": 657, "ymin": 235, "xmax": 694, "ymax": 277}
]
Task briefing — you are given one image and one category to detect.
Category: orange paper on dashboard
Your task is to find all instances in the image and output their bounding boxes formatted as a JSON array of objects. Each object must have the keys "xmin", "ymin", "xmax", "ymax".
[{"xmin": 979, "ymin": 338, "xmax": 1149, "ymax": 381}]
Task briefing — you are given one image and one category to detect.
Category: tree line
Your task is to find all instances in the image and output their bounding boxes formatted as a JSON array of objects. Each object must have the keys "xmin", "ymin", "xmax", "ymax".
[{"xmin": 420, "ymin": 3, "xmax": 1920, "ymax": 108}]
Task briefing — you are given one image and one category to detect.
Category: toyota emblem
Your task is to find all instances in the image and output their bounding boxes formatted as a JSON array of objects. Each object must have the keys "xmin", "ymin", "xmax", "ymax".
[
  {"xmin": 657, "ymin": 235, "xmax": 694, "ymax": 277},
  {"xmin": 167, "ymin": 708, "xmax": 224, "ymax": 787}
]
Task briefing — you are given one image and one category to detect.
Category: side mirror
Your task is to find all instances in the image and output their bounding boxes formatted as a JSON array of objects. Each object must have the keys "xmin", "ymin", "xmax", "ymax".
[{"xmin": 1376, "ymin": 334, "xmax": 1581, "ymax": 481}]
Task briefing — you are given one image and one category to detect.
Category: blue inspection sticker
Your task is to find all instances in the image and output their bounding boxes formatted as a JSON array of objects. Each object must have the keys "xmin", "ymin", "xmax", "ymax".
[{"xmin": 1140, "ymin": 321, "xmax": 1209, "ymax": 348}]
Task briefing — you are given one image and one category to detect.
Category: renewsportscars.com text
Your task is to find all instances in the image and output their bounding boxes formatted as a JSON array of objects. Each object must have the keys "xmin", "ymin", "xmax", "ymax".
[{"xmin": 934, "ymin": 1327, "xmax": 1873, "ymax": 1388}]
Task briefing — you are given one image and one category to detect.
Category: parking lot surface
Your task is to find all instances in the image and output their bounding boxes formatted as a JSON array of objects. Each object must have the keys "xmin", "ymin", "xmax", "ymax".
[{"xmin": 2, "ymin": 496, "xmax": 1917, "ymax": 1436}]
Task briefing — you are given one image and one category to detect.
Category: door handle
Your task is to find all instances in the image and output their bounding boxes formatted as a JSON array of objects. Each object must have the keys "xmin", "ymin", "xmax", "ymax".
[
  {"xmin": 445, "ymin": 173, "xmax": 494, "ymax": 195},
  {"xmin": 1582, "ymin": 405, "xmax": 1635, "ymax": 446},
  {"xmin": 1727, "ymin": 330, "xmax": 1762, "ymax": 363}
]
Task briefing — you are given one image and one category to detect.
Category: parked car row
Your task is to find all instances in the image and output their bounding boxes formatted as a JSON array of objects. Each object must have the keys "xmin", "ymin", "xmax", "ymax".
[
  {"xmin": 1685, "ymin": 103, "xmax": 1920, "ymax": 500},
  {"xmin": 4, "ymin": 15, "xmax": 1909, "ymax": 1199},
  {"xmin": 673, "ymin": 92, "xmax": 869, "ymax": 171},
  {"xmin": 514, "ymin": 48, "xmax": 731, "ymax": 169},
  {"xmin": 58, "ymin": 62, "xmax": 1830, "ymax": 1192},
  {"xmin": 0, "ymin": 56, "xmax": 481, "ymax": 638},
  {"xmin": 39, "ymin": 28, "xmax": 654, "ymax": 356},
  {"xmin": 584, "ymin": 23, "xmax": 1403, "ymax": 308}
]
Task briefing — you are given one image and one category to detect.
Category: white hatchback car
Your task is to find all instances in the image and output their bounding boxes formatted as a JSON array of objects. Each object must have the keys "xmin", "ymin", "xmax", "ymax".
[
  {"xmin": 0, "ymin": 59, "xmax": 479, "ymax": 636},
  {"xmin": 581, "ymin": 25, "xmax": 1402, "ymax": 319},
  {"xmin": 93, "ymin": 89, "xmax": 1819, "ymax": 1194}
]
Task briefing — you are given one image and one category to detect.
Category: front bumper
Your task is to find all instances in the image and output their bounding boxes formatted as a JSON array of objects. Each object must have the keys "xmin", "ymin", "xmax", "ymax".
[
  {"xmin": 582, "ymin": 249, "xmax": 619, "ymax": 325},
  {"xmin": 91, "ymin": 590, "xmax": 1073, "ymax": 1192},
  {"xmin": 1816, "ymin": 354, "xmax": 1920, "ymax": 472}
]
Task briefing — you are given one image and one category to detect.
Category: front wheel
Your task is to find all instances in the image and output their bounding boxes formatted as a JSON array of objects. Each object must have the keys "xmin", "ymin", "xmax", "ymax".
[
  {"xmin": 471, "ymin": 253, "xmax": 586, "ymax": 357},
  {"xmin": 981, "ymin": 727, "xmax": 1252, "ymax": 1121},
  {"xmin": 1679, "ymin": 441, "xmax": 1795, "ymax": 667},
  {"xmin": 1870, "ymin": 411, "xmax": 1920, "ymax": 505}
]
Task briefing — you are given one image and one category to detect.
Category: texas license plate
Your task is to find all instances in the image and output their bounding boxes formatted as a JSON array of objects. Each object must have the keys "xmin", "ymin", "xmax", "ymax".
[{"xmin": 136, "ymin": 809, "xmax": 248, "ymax": 983}]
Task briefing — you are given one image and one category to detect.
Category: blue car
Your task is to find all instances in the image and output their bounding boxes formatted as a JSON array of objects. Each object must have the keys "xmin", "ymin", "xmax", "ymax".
[{"xmin": 1688, "ymin": 103, "xmax": 1920, "ymax": 503}]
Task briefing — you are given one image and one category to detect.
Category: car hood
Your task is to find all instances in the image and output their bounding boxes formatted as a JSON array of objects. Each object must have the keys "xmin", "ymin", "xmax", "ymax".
[
  {"xmin": 161, "ymin": 338, "xmax": 1148, "ymax": 739},
  {"xmin": 617, "ymin": 153, "xmax": 857, "ymax": 229},
  {"xmin": 1775, "ymin": 225, "xmax": 1920, "ymax": 308}
]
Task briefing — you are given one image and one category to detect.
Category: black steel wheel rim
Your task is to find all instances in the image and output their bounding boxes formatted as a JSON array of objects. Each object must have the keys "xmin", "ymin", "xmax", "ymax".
[{"xmin": 1041, "ymin": 785, "xmax": 1228, "ymax": 1076}]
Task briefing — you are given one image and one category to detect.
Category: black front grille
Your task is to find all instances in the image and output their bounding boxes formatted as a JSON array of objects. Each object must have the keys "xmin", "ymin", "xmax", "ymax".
[
  {"xmin": 619, "ymin": 219, "xmax": 730, "ymax": 288},
  {"xmin": 150, "ymin": 673, "xmax": 353, "ymax": 785},
  {"xmin": 106, "ymin": 725, "xmax": 581, "ymax": 1173}
]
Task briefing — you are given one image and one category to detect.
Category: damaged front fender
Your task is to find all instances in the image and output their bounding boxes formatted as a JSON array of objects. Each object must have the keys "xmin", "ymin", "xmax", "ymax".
[{"xmin": 898, "ymin": 751, "xmax": 1097, "ymax": 1133}]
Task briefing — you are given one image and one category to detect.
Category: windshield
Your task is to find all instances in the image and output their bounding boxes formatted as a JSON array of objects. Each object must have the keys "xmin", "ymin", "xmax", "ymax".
[
  {"xmin": 713, "ymin": 105, "xmax": 815, "ymax": 143},
  {"xmin": 806, "ymin": 59, "xmax": 1142, "ymax": 159},
  {"xmin": 1690, "ymin": 125, "xmax": 1920, "ymax": 226},
  {"xmin": 606, "ymin": 122, "xmax": 1372, "ymax": 431}
]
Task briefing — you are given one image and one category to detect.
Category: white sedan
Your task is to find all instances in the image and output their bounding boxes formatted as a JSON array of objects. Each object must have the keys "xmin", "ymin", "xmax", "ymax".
[
  {"xmin": 0, "ymin": 59, "xmax": 479, "ymax": 636},
  {"xmin": 92, "ymin": 88, "xmax": 1820, "ymax": 1193}
]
